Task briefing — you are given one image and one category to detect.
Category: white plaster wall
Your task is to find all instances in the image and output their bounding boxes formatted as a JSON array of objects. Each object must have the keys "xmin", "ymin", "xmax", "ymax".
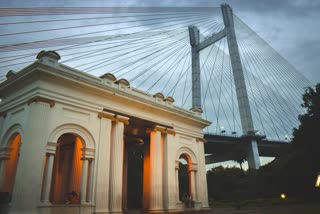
[{"xmin": 0, "ymin": 58, "xmax": 210, "ymax": 213}]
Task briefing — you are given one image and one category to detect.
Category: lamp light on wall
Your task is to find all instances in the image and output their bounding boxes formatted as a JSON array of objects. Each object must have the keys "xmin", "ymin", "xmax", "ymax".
[
  {"xmin": 220, "ymin": 126, "xmax": 225, "ymax": 134},
  {"xmin": 285, "ymin": 135, "xmax": 289, "ymax": 141},
  {"xmin": 280, "ymin": 193, "xmax": 286, "ymax": 199},
  {"xmin": 315, "ymin": 173, "xmax": 320, "ymax": 188}
]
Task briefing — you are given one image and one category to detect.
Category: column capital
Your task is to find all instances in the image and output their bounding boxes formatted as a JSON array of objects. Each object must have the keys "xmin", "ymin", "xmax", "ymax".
[
  {"xmin": 27, "ymin": 96, "xmax": 55, "ymax": 107},
  {"xmin": 146, "ymin": 125, "xmax": 166, "ymax": 134},
  {"xmin": 0, "ymin": 147, "xmax": 13, "ymax": 160},
  {"xmin": 46, "ymin": 142, "xmax": 57, "ymax": 155},
  {"xmin": 147, "ymin": 126, "xmax": 175, "ymax": 136},
  {"xmin": 81, "ymin": 148, "xmax": 95, "ymax": 160},
  {"xmin": 115, "ymin": 115, "xmax": 130, "ymax": 125},
  {"xmin": 165, "ymin": 128, "xmax": 176, "ymax": 136},
  {"xmin": 175, "ymin": 160, "xmax": 180, "ymax": 169},
  {"xmin": 98, "ymin": 112, "xmax": 115, "ymax": 120},
  {"xmin": 0, "ymin": 111, "xmax": 7, "ymax": 118},
  {"xmin": 188, "ymin": 163, "xmax": 198, "ymax": 172},
  {"xmin": 196, "ymin": 138, "xmax": 207, "ymax": 143}
]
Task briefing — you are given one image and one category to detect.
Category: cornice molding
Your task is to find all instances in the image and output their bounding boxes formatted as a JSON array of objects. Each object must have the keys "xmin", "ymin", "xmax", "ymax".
[{"xmin": 27, "ymin": 96, "xmax": 55, "ymax": 108}]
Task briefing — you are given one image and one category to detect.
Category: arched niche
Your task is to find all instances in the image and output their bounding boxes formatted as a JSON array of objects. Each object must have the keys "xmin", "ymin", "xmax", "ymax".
[{"xmin": 0, "ymin": 124, "xmax": 23, "ymax": 203}]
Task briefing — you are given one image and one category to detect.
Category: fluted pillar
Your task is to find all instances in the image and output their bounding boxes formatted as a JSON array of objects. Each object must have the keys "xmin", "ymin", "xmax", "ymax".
[
  {"xmin": 197, "ymin": 140, "xmax": 209, "ymax": 208},
  {"xmin": 109, "ymin": 115, "xmax": 129, "ymax": 213},
  {"xmin": 80, "ymin": 158, "xmax": 89, "ymax": 203},
  {"xmin": 163, "ymin": 131, "xmax": 177, "ymax": 212},
  {"xmin": 149, "ymin": 128, "xmax": 164, "ymax": 212},
  {"xmin": 95, "ymin": 112, "xmax": 114, "ymax": 213},
  {"xmin": 41, "ymin": 153, "xmax": 55, "ymax": 204},
  {"xmin": 122, "ymin": 143, "xmax": 128, "ymax": 213}
]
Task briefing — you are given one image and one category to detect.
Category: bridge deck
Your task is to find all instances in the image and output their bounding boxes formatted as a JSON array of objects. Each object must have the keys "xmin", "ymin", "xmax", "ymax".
[{"xmin": 204, "ymin": 133, "xmax": 291, "ymax": 164}]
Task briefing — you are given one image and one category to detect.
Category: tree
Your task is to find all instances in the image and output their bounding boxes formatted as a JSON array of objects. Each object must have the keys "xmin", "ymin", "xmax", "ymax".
[
  {"xmin": 232, "ymin": 144, "xmax": 247, "ymax": 170},
  {"xmin": 258, "ymin": 83, "xmax": 320, "ymax": 198},
  {"xmin": 292, "ymin": 83, "xmax": 320, "ymax": 163},
  {"xmin": 290, "ymin": 83, "xmax": 320, "ymax": 197}
]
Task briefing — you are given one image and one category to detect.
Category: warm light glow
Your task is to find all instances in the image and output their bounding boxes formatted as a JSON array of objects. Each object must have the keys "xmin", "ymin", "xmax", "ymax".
[
  {"xmin": 280, "ymin": 193, "xmax": 286, "ymax": 199},
  {"xmin": 316, "ymin": 174, "xmax": 320, "ymax": 187},
  {"xmin": 2, "ymin": 133, "xmax": 21, "ymax": 193}
]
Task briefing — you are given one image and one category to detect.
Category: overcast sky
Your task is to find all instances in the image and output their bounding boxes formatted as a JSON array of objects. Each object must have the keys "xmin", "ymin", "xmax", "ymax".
[
  {"xmin": 1, "ymin": 0, "xmax": 317, "ymax": 169},
  {"xmin": 1, "ymin": 0, "xmax": 319, "ymax": 84}
]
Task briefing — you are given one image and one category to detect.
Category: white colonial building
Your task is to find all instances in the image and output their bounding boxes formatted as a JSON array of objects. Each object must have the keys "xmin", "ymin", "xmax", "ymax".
[{"xmin": 0, "ymin": 51, "xmax": 211, "ymax": 213}]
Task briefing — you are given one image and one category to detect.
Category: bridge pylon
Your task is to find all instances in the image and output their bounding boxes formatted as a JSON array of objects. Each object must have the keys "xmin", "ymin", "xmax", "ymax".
[{"xmin": 188, "ymin": 4, "xmax": 261, "ymax": 169}]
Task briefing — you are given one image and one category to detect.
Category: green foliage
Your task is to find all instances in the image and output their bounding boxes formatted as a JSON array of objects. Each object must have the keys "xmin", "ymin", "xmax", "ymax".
[
  {"xmin": 178, "ymin": 163, "xmax": 189, "ymax": 201},
  {"xmin": 293, "ymin": 83, "xmax": 320, "ymax": 164},
  {"xmin": 207, "ymin": 84, "xmax": 320, "ymax": 202},
  {"xmin": 232, "ymin": 144, "xmax": 247, "ymax": 170},
  {"xmin": 207, "ymin": 166, "xmax": 246, "ymax": 200}
]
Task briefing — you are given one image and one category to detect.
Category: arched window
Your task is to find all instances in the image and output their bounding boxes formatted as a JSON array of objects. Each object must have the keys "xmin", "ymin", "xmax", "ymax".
[
  {"xmin": 50, "ymin": 133, "xmax": 84, "ymax": 204},
  {"xmin": 0, "ymin": 133, "xmax": 21, "ymax": 203}
]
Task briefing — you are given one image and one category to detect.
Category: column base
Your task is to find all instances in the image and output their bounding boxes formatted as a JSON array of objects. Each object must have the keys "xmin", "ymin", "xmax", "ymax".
[
  {"xmin": 148, "ymin": 209, "xmax": 166, "ymax": 213},
  {"xmin": 165, "ymin": 208, "xmax": 178, "ymax": 214},
  {"xmin": 40, "ymin": 201, "xmax": 52, "ymax": 206},
  {"xmin": 93, "ymin": 210, "xmax": 110, "ymax": 214},
  {"xmin": 200, "ymin": 207, "xmax": 211, "ymax": 212},
  {"xmin": 109, "ymin": 211, "xmax": 123, "ymax": 214},
  {"xmin": 80, "ymin": 201, "xmax": 91, "ymax": 205}
]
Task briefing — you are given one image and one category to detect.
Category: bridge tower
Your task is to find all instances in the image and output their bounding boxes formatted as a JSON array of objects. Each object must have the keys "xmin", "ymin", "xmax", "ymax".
[{"xmin": 189, "ymin": 4, "xmax": 261, "ymax": 169}]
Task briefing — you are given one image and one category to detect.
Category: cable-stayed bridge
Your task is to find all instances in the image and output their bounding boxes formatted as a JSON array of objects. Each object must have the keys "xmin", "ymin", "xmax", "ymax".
[{"xmin": 0, "ymin": 5, "xmax": 312, "ymax": 169}]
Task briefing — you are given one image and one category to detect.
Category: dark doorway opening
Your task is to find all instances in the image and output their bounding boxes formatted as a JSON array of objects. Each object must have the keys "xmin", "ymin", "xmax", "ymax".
[{"xmin": 126, "ymin": 144, "xmax": 144, "ymax": 209}]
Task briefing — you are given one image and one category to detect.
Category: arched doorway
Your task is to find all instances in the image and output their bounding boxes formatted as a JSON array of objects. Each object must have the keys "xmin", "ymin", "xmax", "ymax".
[
  {"xmin": 178, "ymin": 154, "xmax": 190, "ymax": 202},
  {"xmin": 176, "ymin": 149, "xmax": 198, "ymax": 208},
  {"xmin": 50, "ymin": 133, "xmax": 83, "ymax": 204},
  {"xmin": 0, "ymin": 133, "xmax": 21, "ymax": 203}
]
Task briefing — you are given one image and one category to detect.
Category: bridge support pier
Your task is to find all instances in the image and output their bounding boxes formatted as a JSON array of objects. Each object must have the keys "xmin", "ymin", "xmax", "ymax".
[
  {"xmin": 246, "ymin": 140, "xmax": 261, "ymax": 169},
  {"xmin": 188, "ymin": 4, "xmax": 262, "ymax": 169}
]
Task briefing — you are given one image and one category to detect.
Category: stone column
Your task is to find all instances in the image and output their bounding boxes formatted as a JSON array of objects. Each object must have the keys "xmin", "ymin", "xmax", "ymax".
[
  {"xmin": 197, "ymin": 140, "xmax": 209, "ymax": 208},
  {"xmin": 175, "ymin": 160, "xmax": 180, "ymax": 203},
  {"xmin": 86, "ymin": 159, "xmax": 94, "ymax": 202},
  {"xmin": 162, "ymin": 130, "xmax": 177, "ymax": 212},
  {"xmin": 41, "ymin": 142, "xmax": 57, "ymax": 204},
  {"xmin": 0, "ymin": 148, "xmax": 11, "ymax": 191},
  {"xmin": 122, "ymin": 143, "xmax": 128, "ymax": 213},
  {"xmin": 41, "ymin": 153, "xmax": 55, "ymax": 204},
  {"xmin": 188, "ymin": 167, "xmax": 197, "ymax": 201},
  {"xmin": 95, "ymin": 112, "xmax": 114, "ymax": 213},
  {"xmin": 12, "ymin": 100, "xmax": 52, "ymax": 212},
  {"xmin": 149, "ymin": 127, "xmax": 164, "ymax": 212},
  {"xmin": 188, "ymin": 164, "xmax": 197, "ymax": 201},
  {"xmin": 109, "ymin": 115, "xmax": 129, "ymax": 213},
  {"xmin": 143, "ymin": 142, "xmax": 150, "ymax": 210},
  {"xmin": 80, "ymin": 158, "xmax": 89, "ymax": 203}
]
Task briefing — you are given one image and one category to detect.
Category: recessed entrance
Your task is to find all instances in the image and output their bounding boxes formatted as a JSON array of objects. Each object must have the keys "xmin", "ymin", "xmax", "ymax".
[{"xmin": 123, "ymin": 117, "xmax": 152, "ymax": 212}]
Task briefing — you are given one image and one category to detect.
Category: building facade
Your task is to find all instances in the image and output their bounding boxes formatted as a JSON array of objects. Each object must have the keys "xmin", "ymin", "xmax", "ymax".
[{"xmin": 0, "ymin": 51, "xmax": 211, "ymax": 214}]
